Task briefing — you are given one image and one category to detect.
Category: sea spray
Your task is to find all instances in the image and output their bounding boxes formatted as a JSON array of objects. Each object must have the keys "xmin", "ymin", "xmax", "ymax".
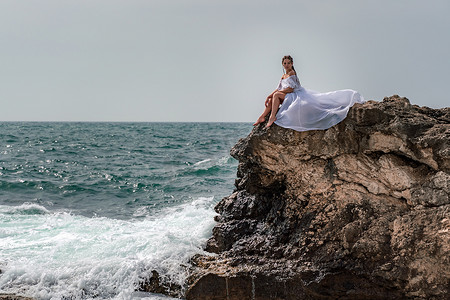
[{"xmin": 0, "ymin": 197, "xmax": 217, "ymax": 299}]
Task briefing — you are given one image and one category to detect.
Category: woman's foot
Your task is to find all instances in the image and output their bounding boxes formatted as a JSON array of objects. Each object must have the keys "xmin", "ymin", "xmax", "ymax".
[
  {"xmin": 253, "ymin": 116, "xmax": 265, "ymax": 126},
  {"xmin": 265, "ymin": 116, "xmax": 276, "ymax": 129}
]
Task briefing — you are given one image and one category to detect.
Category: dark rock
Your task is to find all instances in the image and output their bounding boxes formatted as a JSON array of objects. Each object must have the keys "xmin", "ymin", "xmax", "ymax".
[
  {"xmin": 139, "ymin": 270, "xmax": 183, "ymax": 298},
  {"xmin": 0, "ymin": 295, "xmax": 34, "ymax": 300}
]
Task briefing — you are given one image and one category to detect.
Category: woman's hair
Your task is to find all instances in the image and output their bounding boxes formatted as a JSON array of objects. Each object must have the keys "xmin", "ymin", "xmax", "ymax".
[
  {"xmin": 282, "ymin": 55, "xmax": 297, "ymax": 74},
  {"xmin": 282, "ymin": 55, "xmax": 300, "ymax": 85}
]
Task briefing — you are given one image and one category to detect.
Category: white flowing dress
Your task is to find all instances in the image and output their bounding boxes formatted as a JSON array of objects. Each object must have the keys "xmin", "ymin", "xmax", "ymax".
[{"xmin": 274, "ymin": 75, "xmax": 365, "ymax": 132}]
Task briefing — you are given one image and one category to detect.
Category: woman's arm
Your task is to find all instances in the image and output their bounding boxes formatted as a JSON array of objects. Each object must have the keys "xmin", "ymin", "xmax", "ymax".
[
  {"xmin": 268, "ymin": 89, "xmax": 278, "ymax": 97},
  {"xmin": 278, "ymin": 87, "xmax": 294, "ymax": 94}
]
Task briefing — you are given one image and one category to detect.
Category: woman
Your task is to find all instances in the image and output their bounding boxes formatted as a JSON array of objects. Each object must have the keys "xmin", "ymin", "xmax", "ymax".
[{"xmin": 254, "ymin": 55, "xmax": 365, "ymax": 131}]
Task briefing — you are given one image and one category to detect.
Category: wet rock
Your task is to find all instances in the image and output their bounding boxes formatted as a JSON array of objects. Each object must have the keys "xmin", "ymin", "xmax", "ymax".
[
  {"xmin": 187, "ymin": 96, "xmax": 450, "ymax": 299},
  {"xmin": 139, "ymin": 270, "xmax": 183, "ymax": 298}
]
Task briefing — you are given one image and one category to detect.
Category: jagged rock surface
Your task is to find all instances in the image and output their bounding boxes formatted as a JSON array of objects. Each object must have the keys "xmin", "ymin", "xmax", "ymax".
[
  {"xmin": 186, "ymin": 96, "xmax": 450, "ymax": 300},
  {"xmin": 0, "ymin": 295, "xmax": 34, "ymax": 300}
]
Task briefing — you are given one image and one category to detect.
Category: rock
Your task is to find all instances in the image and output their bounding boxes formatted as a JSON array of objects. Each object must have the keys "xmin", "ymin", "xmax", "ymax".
[
  {"xmin": 186, "ymin": 96, "xmax": 450, "ymax": 299},
  {"xmin": 0, "ymin": 295, "xmax": 34, "ymax": 300},
  {"xmin": 139, "ymin": 270, "xmax": 183, "ymax": 298}
]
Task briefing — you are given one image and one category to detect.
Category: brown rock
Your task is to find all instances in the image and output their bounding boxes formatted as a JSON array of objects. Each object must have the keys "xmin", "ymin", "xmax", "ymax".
[{"xmin": 186, "ymin": 96, "xmax": 450, "ymax": 299}]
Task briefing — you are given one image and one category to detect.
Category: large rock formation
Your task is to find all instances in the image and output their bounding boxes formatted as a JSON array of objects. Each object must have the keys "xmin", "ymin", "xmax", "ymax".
[{"xmin": 185, "ymin": 96, "xmax": 449, "ymax": 299}]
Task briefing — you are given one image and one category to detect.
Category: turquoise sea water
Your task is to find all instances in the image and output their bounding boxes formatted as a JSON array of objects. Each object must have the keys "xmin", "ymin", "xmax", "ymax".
[{"xmin": 0, "ymin": 122, "xmax": 252, "ymax": 299}]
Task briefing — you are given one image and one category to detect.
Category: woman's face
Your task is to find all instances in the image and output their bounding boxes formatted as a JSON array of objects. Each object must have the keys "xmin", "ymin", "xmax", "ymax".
[{"xmin": 282, "ymin": 59, "xmax": 293, "ymax": 71}]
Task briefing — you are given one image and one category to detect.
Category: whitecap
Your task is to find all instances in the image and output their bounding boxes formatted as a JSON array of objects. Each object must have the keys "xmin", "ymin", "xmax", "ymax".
[
  {"xmin": 2, "ymin": 203, "xmax": 50, "ymax": 215},
  {"xmin": 0, "ymin": 197, "xmax": 217, "ymax": 299},
  {"xmin": 193, "ymin": 159, "xmax": 211, "ymax": 166}
]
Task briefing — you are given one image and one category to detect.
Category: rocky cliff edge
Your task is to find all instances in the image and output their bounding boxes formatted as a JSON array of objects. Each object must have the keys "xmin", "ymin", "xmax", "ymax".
[{"xmin": 185, "ymin": 95, "xmax": 449, "ymax": 299}]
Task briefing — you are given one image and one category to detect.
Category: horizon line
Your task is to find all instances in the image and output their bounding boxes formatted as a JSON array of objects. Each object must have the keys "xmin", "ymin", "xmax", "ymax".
[{"xmin": 0, "ymin": 120, "xmax": 253, "ymax": 124}]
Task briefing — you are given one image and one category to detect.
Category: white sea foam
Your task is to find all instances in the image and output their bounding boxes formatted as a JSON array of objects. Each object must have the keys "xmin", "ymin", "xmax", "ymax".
[
  {"xmin": 193, "ymin": 159, "xmax": 211, "ymax": 166},
  {"xmin": 191, "ymin": 156, "xmax": 235, "ymax": 171},
  {"xmin": 3, "ymin": 202, "xmax": 50, "ymax": 215},
  {"xmin": 0, "ymin": 197, "xmax": 217, "ymax": 299}
]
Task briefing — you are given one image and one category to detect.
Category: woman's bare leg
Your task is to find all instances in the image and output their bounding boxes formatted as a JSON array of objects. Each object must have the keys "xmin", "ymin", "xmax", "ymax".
[
  {"xmin": 253, "ymin": 99, "xmax": 273, "ymax": 125},
  {"xmin": 265, "ymin": 92, "xmax": 285, "ymax": 128}
]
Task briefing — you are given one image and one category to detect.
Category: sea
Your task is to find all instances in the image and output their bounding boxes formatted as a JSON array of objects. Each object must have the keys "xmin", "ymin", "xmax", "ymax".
[{"xmin": 0, "ymin": 122, "xmax": 252, "ymax": 300}]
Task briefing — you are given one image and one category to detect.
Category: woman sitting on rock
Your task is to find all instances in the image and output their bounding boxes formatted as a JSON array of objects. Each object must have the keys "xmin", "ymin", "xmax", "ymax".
[{"xmin": 254, "ymin": 55, "xmax": 365, "ymax": 131}]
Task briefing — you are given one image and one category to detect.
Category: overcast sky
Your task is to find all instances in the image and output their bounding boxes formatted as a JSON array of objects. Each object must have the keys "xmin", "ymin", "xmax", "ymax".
[{"xmin": 1, "ymin": 0, "xmax": 449, "ymax": 122}]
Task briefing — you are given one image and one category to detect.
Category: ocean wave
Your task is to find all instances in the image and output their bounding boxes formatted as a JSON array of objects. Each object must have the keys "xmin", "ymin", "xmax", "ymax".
[
  {"xmin": 0, "ymin": 197, "xmax": 217, "ymax": 299},
  {"xmin": 0, "ymin": 122, "xmax": 253, "ymax": 298},
  {"xmin": 1, "ymin": 203, "xmax": 50, "ymax": 215},
  {"xmin": 192, "ymin": 159, "xmax": 212, "ymax": 166}
]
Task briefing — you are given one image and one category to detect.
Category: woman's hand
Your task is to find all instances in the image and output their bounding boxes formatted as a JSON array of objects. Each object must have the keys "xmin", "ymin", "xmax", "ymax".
[{"xmin": 265, "ymin": 96, "xmax": 272, "ymax": 107}]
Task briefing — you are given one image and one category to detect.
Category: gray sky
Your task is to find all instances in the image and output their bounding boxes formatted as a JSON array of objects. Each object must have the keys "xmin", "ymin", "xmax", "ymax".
[{"xmin": 1, "ymin": 0, "xmax": 449, "ymax": 122}]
